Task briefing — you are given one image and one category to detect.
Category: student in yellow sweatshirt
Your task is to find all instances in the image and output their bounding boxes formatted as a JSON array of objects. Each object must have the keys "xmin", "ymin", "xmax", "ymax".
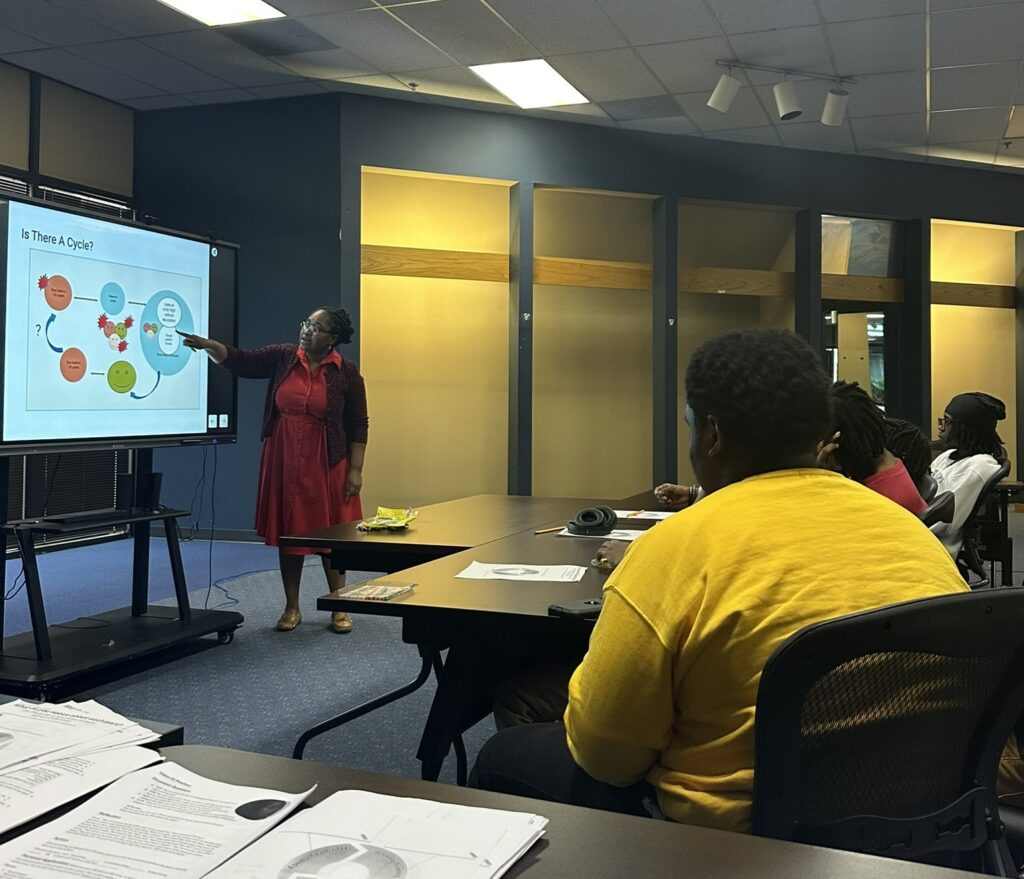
[{"xmin": 471, "ymin": 329, "xmax": 967, "ymax": 832}]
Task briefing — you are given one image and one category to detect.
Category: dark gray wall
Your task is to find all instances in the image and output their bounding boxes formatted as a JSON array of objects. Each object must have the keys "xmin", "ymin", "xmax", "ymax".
[{"xmin": 135, "ymin": 90, "xmax": 1024, "ymax": 531}]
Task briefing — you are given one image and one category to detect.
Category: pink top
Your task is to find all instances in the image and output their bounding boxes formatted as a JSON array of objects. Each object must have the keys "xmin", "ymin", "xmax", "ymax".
[{"xmin": 863, "ymin": 459, "xmax": 927, "ymax": 515}]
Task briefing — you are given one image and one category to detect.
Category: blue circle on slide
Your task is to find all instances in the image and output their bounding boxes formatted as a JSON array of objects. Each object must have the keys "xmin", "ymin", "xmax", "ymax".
[
  {"xmin": 100, "ymin": 282, "xmax": 125, "ymax": 315},
  {"xmin": 140, "ymin": 290, "xmax": 194, "ymax": 377}
]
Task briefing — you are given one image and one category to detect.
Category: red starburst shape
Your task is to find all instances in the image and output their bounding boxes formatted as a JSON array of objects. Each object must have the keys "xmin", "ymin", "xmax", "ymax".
[
  {"xmin": 123, "ymin": 315, "xmax": 134, "ymax": 329},
  {"xmin": 97, "ymin": 314, "xmax": 108, "ymax": 328},
  {"xmin": 37, "ymin": 275, "xmax": 48, "ymax": 290},
  {"xmin": 117, "ymin": 340, "xmax": 127, "ymax": 353}
]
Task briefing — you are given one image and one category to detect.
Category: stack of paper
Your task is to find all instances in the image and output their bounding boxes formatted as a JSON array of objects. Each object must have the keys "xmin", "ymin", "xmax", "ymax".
[
  {"xmin": 0, "ymin": 763, "xmax": 313, "ymax": 879},
  {"xmin": 210, "ymin": 788, "xmax": 548, "ymax": 879},
  {"xmin": 0, "ymin": 699, "xmax": 163, "ymax": 836}
]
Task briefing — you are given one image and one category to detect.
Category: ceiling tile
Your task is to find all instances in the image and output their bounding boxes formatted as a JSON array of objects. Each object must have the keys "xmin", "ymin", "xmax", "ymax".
[
  {"xmin": 393, "ymin": 0, "xmax": 535, "ymax": 66},
  {"xmin": 818, "ymin": 0, "xmax": 923, "ymax": 22},
  {"xmin": 247, "ymin": 81, "xmax": 329, "ymax": 99},
  {"xmin": 1003, "ymin": 105, "xmax": 1024, "ymax": 138},
  {"xmin": 0, "ymin": 0, "xmax": 123, "ymax": 45},
  {"xmin": 931, "ymin": 62, "xmax": 1019, "ymax": 112},
  {"xmin": 845, "ymin": 71, "xmax": 925, "ymax": 118},
  {"xmin": 69, "ymin": 39, "xmax": 232, "ymax": 93},
  {"xmin": 635, "ymin": 36, "xmax": 734, "ymax": 95},
  {"xmin": 619, "ymin": 115, "xmax": 701, "ymax": 135},
  {"xmin": 0, "ymin": 27, "xmax": 48, "ymax": 54},
  {"xmin": 124, "ymin": 94, "xmax": 193, "ymax": 110},
  {"xmin": 932, "ymin": 0, "xmax": 1022, "ymax": 11},
  {"xmin": 827, "ymin": 15, "xmax": 925, "ymax": 75},
  {"xmin": 704, "ymin": 126, "xmax": 784, "ymax": 145},
  {"xmin": 599, "ymin": 94, "xmax": 682, "ymax": 120},
  {"xmin": 272, "ymin": 0, "xmax": 373, "ymax": 13},
  {"xmin": 549, "ymin": 48, "xmax": 666, "ymax": 102},
  {"xmin": 726, "ymin": 27, "xmax": 834, "ymax": 84},
  {"xmin": 390, "ymin": 66, "xmax": 513, "ymax": 104},
  {"xmin": 7, "ymin": 47, "xmax": 163, "ymax": 99},
  {"xmin": 487, "ymin": 0, "xmax": 626, "ymax": 55},
  {"xmin": 300, "ymin": 8, "xmax": 453, "ymax": 71},
  {"xmin": 849, "ymin": 112, "xmax": 927, "ymax": 149},
  {"xmin": 271, "ymin": 48, "xmax": 377, "ymax": 81},
  {"xmin": 995, "ymin": 138, "xmax": 1024, "ymax": 167},
  {"xmin": 183, "ymin": 88, "xmax": 260, "ymax": 105},
  {"xmin": 141, "ymin": 31, "xmax": 303, "ymax": 88},
  {"xmin": 776, "ymin": 120, "xmax": 855, "ymax": 151},
  {"xmin": 705, "ymin": 0, "xmax": 819, "ymax": 34},
  {"xmin": 859, "ymin": 147, "xmax": 929, "ymax": 162},
  {"xmin": 327, "ymin": 73, "xmax": 415, "ymax": 93},
  {"xmin": 932, "ymin": 5, "xmax": 1024, "ymax": 67},
  {"xmin": 595, "ymin": 0, "xmax": 721, "ymax": 45},
  {"xmin": 218, "ymin": 19, "xmax": 337, "ymax": 56},
  {"xmin": 46, "ymin": 0, "xmax": 204, "ymax": 38},
  {"xmin": 927, "ymin": 140, "xmax": 998, "ymax": 164},
  {"xmin": 675, "ymin": 86, "xmax": 772, "ymax": 131},
  {"xmin": 929, "ymin": 107, "xmax": 1010, "ymax": 143}
]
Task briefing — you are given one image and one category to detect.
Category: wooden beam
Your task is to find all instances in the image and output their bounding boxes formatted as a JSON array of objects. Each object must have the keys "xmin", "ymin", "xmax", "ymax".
[
  {"xmin": 678, "ymin": 266, "xmax": 794, "ymax": 297},
  {"xmin": 931, "ymin": 281, "xmax": 1016, "ymax": 308},
  {"xmin": 534, "ymin": 255, "xmax": 652, "ymax": 290},
  {"xmin": 822, "ymin": 273, "xmax": 904, "ymax": 303},
  {"xmin": 361, "ymin": 244, "xmax": 508, "ymax": 282}
]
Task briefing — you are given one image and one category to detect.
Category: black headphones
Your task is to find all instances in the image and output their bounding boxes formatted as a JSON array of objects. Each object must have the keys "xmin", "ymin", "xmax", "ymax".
[{"xmin": 566, "ymin": 505, "xmax": 617, "ymax": 536}]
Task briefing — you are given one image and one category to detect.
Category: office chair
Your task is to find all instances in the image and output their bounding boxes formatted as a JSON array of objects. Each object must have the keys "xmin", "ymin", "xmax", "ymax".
[
  {"xmin": 919, "ymin": 491, "xmax": 954, "ymax": 528},
  {"xmin": 752, "ymin": 590, "xmax": 1024, "ymax": 876},
  {"xmin": 917, "ymin": 472, "xmax": 939, "ymax": 504},
  {"xmin": 957, "ymin": 460, "xmax": 1012, "ymax": 588}
]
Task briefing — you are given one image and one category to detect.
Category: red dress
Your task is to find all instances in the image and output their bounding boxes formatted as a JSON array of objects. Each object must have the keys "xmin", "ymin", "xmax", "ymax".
[{"xmin": 255, "ymin": 348, "xmax": 363, "ymax": 555}]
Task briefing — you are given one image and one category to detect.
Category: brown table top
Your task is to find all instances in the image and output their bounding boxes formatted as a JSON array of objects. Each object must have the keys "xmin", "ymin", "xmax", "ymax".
[
  {"xmin": 317, "ymin": 519, "xmax": 611, "ymax": 624},
  {"xmin": 280, "ymin": 494, "xmax": 608, "ymax": 553},
  {"xmin": 161, "ymin": 746, "xmax": 982, "ymax": 879}
]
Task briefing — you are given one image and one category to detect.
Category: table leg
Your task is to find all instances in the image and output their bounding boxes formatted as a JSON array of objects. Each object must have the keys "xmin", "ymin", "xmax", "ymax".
[
  {"xmin": 15, "ymin": 529, "xmax": 51, "ymax": 661},
  {"xmin": 164, "ymin": 518, "xmax": 191, "ymax": 621},
  {"xmin": 292, "ymin": 645, "xmax": 439, "ymax": 759},
  {"xmin": 131, "ymin": 520, "xmax": 151, "ymax": 616}
]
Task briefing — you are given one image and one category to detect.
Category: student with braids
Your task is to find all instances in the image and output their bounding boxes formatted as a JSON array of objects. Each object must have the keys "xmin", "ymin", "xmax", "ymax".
[
  {"xmin": 180, "ymin": 306, "xmax": 368, "ymax": 633},
  {"xmin": 826, "ymin": 381, "xmax": 926, "ymax": 515},
  {"xmin": 884, "ymin": 416, "xmax": 932, "ymax": 487},
  {"xmin": 930, "ymin": 392, "xmax": 1007, "ymax": 556},
  {"xmin": 474, "ymin": 329, "xmax": 966, "ymax": 831}
]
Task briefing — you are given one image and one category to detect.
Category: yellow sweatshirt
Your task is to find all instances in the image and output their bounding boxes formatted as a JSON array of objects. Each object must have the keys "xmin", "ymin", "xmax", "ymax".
[{"xmin": 564, "ymin": 468, "xmax": 968, "ymax": 833}]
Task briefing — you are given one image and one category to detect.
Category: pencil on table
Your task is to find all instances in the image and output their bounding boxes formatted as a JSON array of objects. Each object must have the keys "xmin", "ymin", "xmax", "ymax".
[{"xmin": 534, "ymin": 525, "xmax": 563, "ymax": 534}]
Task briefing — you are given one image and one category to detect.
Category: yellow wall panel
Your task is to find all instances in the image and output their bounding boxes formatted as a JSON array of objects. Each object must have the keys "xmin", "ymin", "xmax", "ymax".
[
  {"xmin": 39, "ymin": 80, "xmax": 133, "ymax": 195},
  {"xmin": 931, "ymin": 222, "xmax": 1016, "ymax": 286},
  {"xmin": 0, "ymin": 62, "xmax": 30, "ymax": 171}
]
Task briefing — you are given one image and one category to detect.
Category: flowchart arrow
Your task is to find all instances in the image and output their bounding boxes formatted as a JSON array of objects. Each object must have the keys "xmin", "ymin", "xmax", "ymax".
[
  {"xmin": 45, "ymin": 314, "xmax": 62, "ymax": 353},
  {"xmin": 130, "ymin": 371, "xmax": 161, "ymax": 400}
]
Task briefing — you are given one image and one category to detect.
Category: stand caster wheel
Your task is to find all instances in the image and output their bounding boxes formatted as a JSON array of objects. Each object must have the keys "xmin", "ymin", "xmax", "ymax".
[{"xmin": 217, "ymin": 629, "xmax": 235, "ymax": 644}]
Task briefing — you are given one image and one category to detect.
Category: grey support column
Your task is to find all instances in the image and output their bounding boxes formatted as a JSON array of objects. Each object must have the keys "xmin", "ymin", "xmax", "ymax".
[
  {"xmin": 652, "ymin": 196, "xmax": 678, "ymax": 485},
  {"xmin": 508, "ymin": 182, "xmax": 534, "ymax": 496},
  {"xmin": 339, "ymin": 161, "xmax": 361, "ymax": 363},
  {"xmin": 902, "ymin": 218, "xmax": 931, "ymax": 433},
  {"xmin": 795, "ymin": 210, "xmax": 823, "ymax": 356}
]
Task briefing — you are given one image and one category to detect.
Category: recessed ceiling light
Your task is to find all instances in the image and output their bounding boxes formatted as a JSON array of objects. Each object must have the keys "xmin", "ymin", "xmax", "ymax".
[
  {"xmin": 156, "ymin": 0, "xmax": 285, "ymax": 27},
  {"xmin": 469, "ymin": 59, "xmax": 587, "ymax": 109}
]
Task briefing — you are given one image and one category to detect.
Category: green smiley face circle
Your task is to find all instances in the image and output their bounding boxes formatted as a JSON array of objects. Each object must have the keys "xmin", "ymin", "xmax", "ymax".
[{"xmin": 107, "ymin": 360, "xmax": 137, "ymax": 394}]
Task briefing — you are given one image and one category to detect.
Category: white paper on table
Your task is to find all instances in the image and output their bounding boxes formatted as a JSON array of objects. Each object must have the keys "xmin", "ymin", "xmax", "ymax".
[
  {"xmin": 0, "ymin": 744, "xmax": 162, "ymax": 836},
  {"xmin": 613, "ymin": 509, "xmax": 675, "ymax": 521},
  {"xmin": 455, "ymin": 561, "xmax": 587, "ymax": 582},
  {"xmin": 556, "ymin": 528, "xmax": 645, "ymax": 542},
  {"xmin": 209, "ymin": 789, "xmax": 548, "ymax": 879},
  {"xmin": 0, "ymin": 763, "xmax": 315, "ymax": 879}
]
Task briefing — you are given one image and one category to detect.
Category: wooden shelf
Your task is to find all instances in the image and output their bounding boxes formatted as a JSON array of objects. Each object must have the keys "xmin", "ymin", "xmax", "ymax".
[{"xmin": 360, "ymin": 245, "xmax": 1018, "ymax": 308}]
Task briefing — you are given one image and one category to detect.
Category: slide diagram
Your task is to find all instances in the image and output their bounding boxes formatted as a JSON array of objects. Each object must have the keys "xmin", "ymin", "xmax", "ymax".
[{"xmin": 25, "ymin": 250, "xmax": 203, "ymax": 413}]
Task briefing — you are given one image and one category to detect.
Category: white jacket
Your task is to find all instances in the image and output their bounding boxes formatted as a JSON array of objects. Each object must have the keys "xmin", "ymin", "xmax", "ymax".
[{"xmin": 929, "ymin": 449, "xmax": 1002, "ymax": 557}]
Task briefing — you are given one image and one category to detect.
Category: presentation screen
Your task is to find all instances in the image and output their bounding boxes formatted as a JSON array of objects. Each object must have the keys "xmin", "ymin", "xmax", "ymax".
[{"xmin": 0, "ymin": 198, "xmax": 237, "ymax": 455}]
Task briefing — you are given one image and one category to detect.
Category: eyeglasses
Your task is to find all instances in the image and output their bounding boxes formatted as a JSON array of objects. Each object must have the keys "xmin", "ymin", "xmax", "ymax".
[
  {"xmin": 937, "ymin": 415, "xmax": 951, "ymax": 430},
  {"xmin": 300, "ymin": 319, "xmax": 327, "ymax": 335}
]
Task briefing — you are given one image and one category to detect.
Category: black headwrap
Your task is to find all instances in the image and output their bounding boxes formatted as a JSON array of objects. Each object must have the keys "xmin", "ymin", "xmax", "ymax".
[{"xmin": 945, "ymin": 392, "xmax": 1006, "ymax": 431}]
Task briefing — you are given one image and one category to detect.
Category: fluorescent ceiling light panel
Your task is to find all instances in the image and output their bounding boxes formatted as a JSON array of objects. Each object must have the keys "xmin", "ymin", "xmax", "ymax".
[
  {"xmin": 156, "ymin": 0, "xmax": 285, "ymax": 26},
  {"xmin": 470, "ymin": 59, "xmax": 587, "ymax": 109}
]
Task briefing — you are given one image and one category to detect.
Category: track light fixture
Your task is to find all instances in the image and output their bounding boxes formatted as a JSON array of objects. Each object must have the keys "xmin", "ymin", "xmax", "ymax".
[
  {"xmin": 707, "ymin": 70, "xmax": 742, "ymax": 113},
  {"xmin": 708, "ymin": 60, "xmax": 856, "ymax": 128}
]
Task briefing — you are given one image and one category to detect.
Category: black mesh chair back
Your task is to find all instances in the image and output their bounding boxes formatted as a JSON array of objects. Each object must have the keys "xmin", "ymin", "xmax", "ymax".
[
  {"xmin": 917, "ymin": 472, "xmax": 939, "ymax": 504},
  {"xmin": 752, "ymin": 590, "xmax": 1024, "ymax": 875},
  {"xmin": 957, "ymin": 459, "xmax": 1012, "ymax": 586},
  {"xmin": 920, "ymin": 491, "xmax": 954, "ymax": 528}
]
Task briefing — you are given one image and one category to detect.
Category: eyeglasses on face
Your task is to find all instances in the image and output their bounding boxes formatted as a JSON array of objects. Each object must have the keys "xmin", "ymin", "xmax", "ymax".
[
  {"xmin": 937, "ymin": 415, "xmax": 951, "ymax": 430},
  {"xmin": 300, "ymin": 319, "xmax": 328, "ymax": 335}
]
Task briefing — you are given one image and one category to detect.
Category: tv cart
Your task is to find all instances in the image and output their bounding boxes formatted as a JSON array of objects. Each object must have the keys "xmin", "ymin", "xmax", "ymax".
[{"xmin": 0, "ymin": 503, "xmax": 243, "ymax": 700}]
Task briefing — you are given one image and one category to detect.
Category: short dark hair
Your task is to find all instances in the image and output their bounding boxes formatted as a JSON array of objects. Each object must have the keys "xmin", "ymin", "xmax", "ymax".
[
  {"xmin": 316, "ymin": 305, "xmax": 354, "ymax": 347},
  {"xmin": 685, "ymin": 329, "xmax": 831, "ymax": 461},
  {"xmin": 884, "ymin": 417, "xmax": 931, "ymax": 484},
  {"xmin": 830, "ymin": 381, "xmax": 885, "ymax": 483}
]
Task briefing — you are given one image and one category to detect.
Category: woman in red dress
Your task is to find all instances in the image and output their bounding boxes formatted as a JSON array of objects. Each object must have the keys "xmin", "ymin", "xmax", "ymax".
[{"xmin": 180, "ymin": 307, "xmax": 368, "ymax": 633}]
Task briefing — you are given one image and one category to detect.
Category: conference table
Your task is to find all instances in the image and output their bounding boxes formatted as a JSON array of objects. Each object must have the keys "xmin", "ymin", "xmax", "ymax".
[
  {"xmin": 159, "ymin": 744, "xmax": 982, "ymax": 879},
  {"xmin": 285, "ymin": 493, "xmax": 665, "ymax": 781}
]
